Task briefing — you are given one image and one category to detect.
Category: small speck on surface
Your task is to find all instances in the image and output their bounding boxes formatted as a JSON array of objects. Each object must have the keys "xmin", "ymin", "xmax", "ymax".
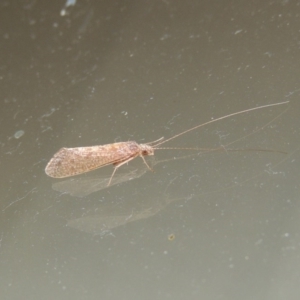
[
  {"xmin": 168, "ymin": 234, "xmax": 175, "ymax": 241},
  {"xmin": 14, "ymin": 130, "xmax": 25, "ymax": 139}
]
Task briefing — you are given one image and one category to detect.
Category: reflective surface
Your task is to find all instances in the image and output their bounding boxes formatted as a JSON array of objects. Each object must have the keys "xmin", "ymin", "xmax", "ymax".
[{"xmin": 1, "ymin": 1, "xmax": 300, "ymax": 299}]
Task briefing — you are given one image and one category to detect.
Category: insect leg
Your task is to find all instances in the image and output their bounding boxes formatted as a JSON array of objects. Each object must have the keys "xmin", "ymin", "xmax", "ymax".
[
  {"xmin": 140, "ymin": 155, "xmax": 153, "ymax": 172},
  {"xmin": 107, "ymin": 156, "xmax": 136, "ymax": 186}
]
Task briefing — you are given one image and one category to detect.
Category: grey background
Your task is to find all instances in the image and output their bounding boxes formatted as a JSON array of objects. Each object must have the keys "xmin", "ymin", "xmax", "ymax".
[{"xmin": 1, "ymin": 0, "xmax": 300, "ymax": 299}]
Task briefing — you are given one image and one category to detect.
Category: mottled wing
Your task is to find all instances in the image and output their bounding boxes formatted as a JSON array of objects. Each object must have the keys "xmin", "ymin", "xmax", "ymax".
[{"xmin": 45, "ymin": 142, "xmax": 139, "ymax": 178}]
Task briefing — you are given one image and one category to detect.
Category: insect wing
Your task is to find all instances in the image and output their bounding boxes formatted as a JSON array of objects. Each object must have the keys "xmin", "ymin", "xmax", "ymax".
[{"xmin": 45, "ymin": 142, "xmax": 137, "ymax": 178}]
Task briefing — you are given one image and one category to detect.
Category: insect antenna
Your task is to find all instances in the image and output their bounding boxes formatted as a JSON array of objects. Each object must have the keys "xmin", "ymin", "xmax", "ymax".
[
  {"xmin": 146, "ymin": 137, "xmax": 164, "ymax": 145},
  {"xmin": 152, "ymin": 146, "xmax": 287, "ymax": 155},
  {"xmin": 152, "ymin": 101, "xmax": 289, "ymax": 148}
]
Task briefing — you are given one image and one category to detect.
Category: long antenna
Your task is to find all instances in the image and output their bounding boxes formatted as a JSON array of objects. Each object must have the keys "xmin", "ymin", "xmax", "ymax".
[
  {"xmin": 153, "ymin": 101, "xmax": 289, "ymax": 147},
  {"xmin": 152, "ymin": 146, "xmax": 286, "ymax": 154}
]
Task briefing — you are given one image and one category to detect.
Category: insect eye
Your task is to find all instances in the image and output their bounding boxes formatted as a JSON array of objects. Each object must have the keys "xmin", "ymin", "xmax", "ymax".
[{"xmin": 142, "ymin": 150, "xmax": 148, "ymax": 156}]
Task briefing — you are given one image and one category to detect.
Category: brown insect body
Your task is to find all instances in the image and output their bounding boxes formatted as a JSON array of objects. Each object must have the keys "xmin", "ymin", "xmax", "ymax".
[
  {"xmin": 45, "ymin": 141, "xmax": 154, "ymax": 181},
  {"xmin": 45, "ymin": 101, "xmax": 289, "ymax": 186}
]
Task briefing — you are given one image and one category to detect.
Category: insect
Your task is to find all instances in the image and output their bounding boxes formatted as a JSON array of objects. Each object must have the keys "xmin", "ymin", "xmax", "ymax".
[{"xmin": 45, "ymin": 101, "xmax": 289, "ymax": 186}]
